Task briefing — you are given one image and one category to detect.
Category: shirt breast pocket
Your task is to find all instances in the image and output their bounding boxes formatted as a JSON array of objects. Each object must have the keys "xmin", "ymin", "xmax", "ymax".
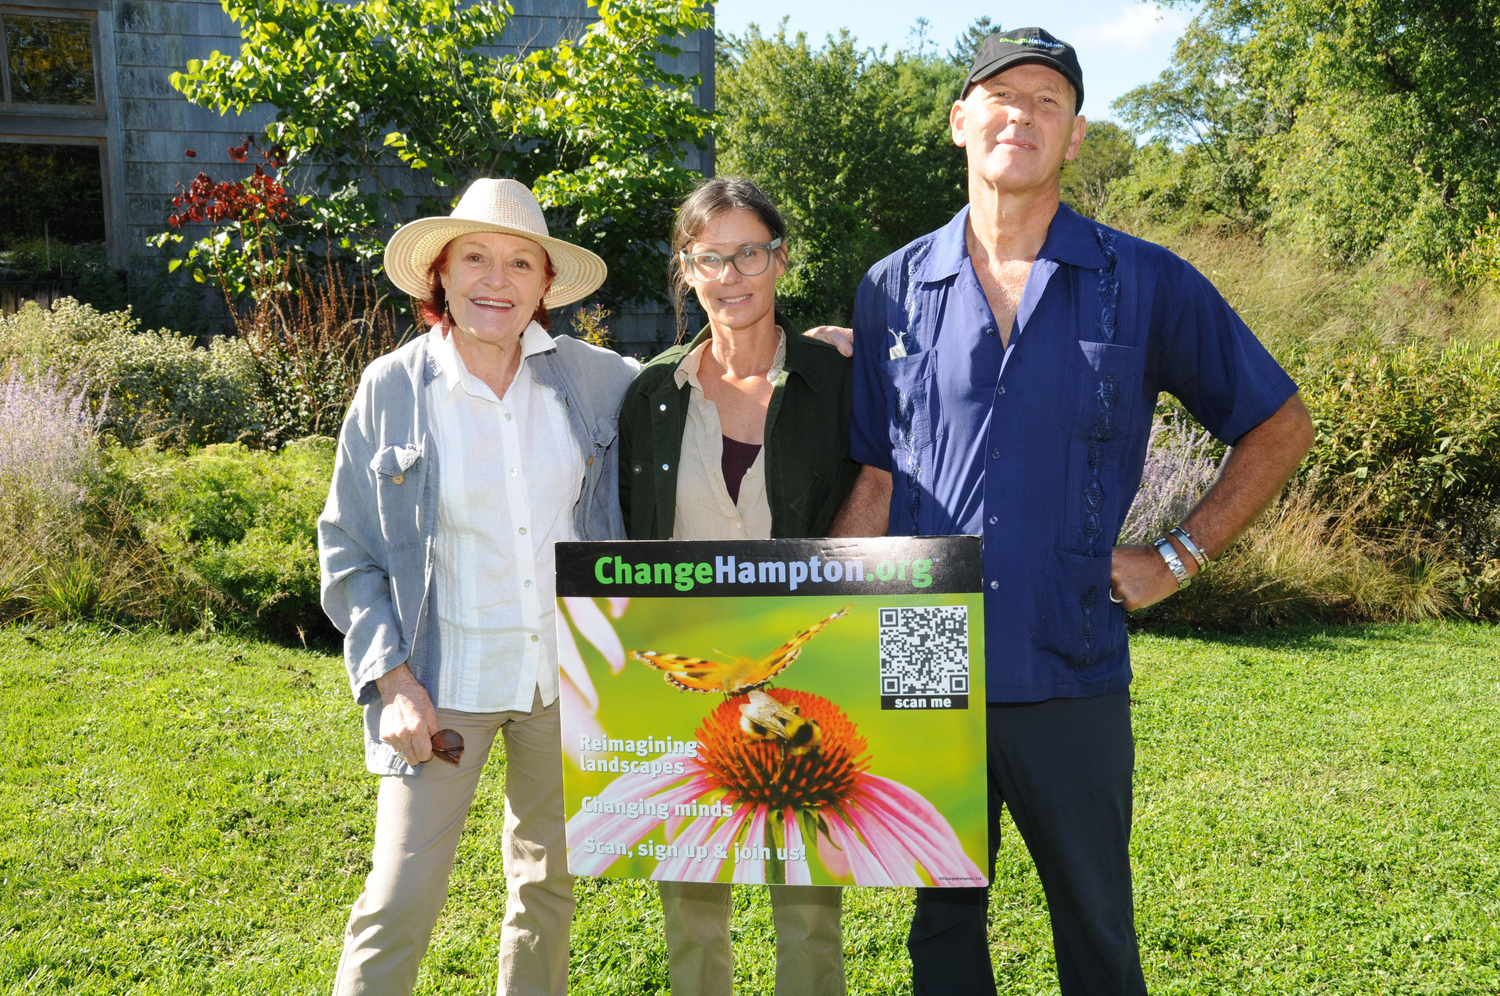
[
  {"xmin": 882, "ymin": 350, "xmax": 937, "ymax": 455},
  {"xmin": 370, "ymin": 442, "xmax": 425, "ymax": 548},
  {"xmin": 1067, "ymin": 340, "xmax": 1146, "ymax": 446}
]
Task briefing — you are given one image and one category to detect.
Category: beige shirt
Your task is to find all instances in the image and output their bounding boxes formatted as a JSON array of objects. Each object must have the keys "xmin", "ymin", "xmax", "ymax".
[{"xmin": 669, "ymin": 331, "xmax": 786, "ymax": 541}]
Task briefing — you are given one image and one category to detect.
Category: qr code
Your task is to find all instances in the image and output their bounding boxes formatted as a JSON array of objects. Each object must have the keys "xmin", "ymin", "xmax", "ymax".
[{"xmin": 878, "ymin": 606, "xmax": 970, "ymax": 696}]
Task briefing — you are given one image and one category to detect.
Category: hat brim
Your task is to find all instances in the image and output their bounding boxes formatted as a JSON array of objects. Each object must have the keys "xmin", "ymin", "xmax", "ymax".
[
  {"xmin": 964, "ymin": 54, "xmax": 1083, "ymax": 112},
  {"xmin": 384, "ymin": 217, "xmax": 608, "ymax": 310}
]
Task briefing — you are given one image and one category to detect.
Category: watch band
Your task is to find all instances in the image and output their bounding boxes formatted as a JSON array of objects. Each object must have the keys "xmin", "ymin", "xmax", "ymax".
[
  {"xmin": 1170, "ymin": 526, "xmax": 1209, "ymax": 570},
  {"xmin": 1154, "ymin": 536, "xmax": 1191, "ymax": 589}
]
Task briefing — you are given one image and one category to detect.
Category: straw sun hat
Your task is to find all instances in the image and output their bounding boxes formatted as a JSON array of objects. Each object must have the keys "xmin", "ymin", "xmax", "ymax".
[{"xmin": 383, "ymin": 178, "xmax": 607, "ymax": 310}]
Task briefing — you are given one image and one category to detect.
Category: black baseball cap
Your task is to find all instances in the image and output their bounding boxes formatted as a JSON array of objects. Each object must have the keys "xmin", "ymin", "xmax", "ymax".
[{"xmin": 961, "ymin": 27, "xmax": 1084, "ymax": 113}]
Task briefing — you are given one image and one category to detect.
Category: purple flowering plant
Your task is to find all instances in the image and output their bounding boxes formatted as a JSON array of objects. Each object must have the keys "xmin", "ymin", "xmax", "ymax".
[
  {"xmin": 1120, "ymin": 415, "xmax": 1222, "ymax": 544},
  {"xmin": 0, "ymin": 371, "xmax": 102, "ymax": 515}
]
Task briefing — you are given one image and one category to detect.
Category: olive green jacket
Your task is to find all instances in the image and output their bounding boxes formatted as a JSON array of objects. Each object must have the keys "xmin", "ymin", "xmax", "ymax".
[{"xmin": 618, "ymin": 326, "xmax": 861, "ymax": 540}]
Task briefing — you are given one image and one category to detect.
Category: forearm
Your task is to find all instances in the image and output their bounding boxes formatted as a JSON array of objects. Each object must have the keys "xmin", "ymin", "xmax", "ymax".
[
  {"xmin": 1177, "ymin": 393, "xmax": 1314, "ymax": 562},
  {"xmin": 829, "ymin": 465, "xmax": 892, "ymax": 537},
  {"xmin": 1111, "ymin": 393, "xmax": 1313, "ymax": 610}
]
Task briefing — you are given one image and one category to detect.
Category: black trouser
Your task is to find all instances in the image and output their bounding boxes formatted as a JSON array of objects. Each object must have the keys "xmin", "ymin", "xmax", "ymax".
[{"xmin": 909, "ymin": 691, "xmax": 1146, "ymax": 996}]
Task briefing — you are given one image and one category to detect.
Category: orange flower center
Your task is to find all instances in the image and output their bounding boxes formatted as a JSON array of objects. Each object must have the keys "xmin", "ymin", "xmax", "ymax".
[{"xmin": 694, "ymin": 689, "xmax": 869, "ymax": 811}]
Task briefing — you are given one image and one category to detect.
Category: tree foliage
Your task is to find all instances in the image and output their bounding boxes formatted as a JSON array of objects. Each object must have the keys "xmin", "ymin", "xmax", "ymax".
[
  {"xmin": 1113, "ymin": 0, "xmax": 1500, "ymax": 265},
  {"xmin": 1060, "ymin": 121, "xmax": 1136, "ymax": 220},
  {"xmin": 715, "ymin": 21, "xmax": 979, "ymax": 326},
  {"xmin": 169, "ymin": 0, "xmax": 715, "ymax": 306}
]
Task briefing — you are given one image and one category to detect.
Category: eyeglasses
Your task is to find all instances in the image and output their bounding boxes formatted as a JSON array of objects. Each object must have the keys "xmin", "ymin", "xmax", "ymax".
[{"xmin": 678, "ymin": 238, "xmax": 783, "ymax": 280}]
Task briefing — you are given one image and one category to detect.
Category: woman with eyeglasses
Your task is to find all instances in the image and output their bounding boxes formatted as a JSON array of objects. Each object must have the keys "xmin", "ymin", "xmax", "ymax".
[{"xmin": 616, "ymin": 177, "xmax": 860, "ymax": 995}]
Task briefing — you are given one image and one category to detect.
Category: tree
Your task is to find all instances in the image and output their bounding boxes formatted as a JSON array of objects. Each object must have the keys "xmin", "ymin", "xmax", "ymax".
[
  {"xmin": 715, "ymin": 21, "xmax": 973, "ymax": 326},
  {"xmin": 1114, "ymin": 0, "xmax": 1500, "ymax": 265},
  {"xmin": 168, "ymin": 0, "xmax": 715, "ymax": 307},
  {"xmin": 1060, "ymin": 121, "xmax": 1136, "ymax": 220}
]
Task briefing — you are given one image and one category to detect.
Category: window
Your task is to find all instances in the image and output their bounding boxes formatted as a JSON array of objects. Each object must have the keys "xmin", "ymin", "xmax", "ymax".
[
  {"xmin": 0, "ymin": 141, "xmax": 106, "ymax": 249},
  {"xmin": 0, "ymin": 10, "xmax": 98, "ymax": 109}
]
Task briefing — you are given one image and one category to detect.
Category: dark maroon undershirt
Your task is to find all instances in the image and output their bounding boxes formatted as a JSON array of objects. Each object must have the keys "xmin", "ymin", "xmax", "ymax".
[{"xmin": 720, "ymin": 435, "xmax": 762, "ymax": 506}]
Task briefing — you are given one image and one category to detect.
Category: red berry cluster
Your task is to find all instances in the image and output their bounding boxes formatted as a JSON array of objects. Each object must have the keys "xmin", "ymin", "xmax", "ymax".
[{"xmin": 168, "ymin": 139, "xmax": 290, "ymax": 229}]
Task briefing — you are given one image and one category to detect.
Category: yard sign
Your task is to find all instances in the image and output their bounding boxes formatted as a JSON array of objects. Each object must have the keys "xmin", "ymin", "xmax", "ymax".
[{"xmin": 555, "ymin": 536, "xmax": 988, "ymax": 888}]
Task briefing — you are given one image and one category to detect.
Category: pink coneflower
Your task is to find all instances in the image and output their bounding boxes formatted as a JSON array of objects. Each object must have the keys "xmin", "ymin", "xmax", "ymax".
[
  {"xmin": 557, "ymin": 597, "xmax": 630, "ymax": 763},
  {"xmin": 567, "ymin": 689, "xmax": 986, "ymax": 887}
]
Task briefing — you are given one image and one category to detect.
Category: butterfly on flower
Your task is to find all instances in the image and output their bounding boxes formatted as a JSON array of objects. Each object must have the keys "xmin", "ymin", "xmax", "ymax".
[{"xmin": 630, "ymin": 606, "xmax": 851, "ymax": 696}]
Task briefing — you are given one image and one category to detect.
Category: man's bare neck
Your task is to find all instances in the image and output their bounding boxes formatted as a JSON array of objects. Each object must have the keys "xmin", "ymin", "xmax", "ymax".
[{"xmin": 966, "ymin": 182, "xmax": 1060, "ymax": 263}]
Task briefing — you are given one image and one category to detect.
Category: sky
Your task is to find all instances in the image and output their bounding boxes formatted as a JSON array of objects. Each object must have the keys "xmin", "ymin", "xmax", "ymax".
[{"xmin": 712, "ymin": 0, "xmax": 1196, "ymax": 124}]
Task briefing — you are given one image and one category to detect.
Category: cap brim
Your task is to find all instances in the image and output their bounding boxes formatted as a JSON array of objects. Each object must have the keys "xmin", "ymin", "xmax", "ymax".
[
  {"xmin": 384, "ymin": 217, "xmax": 608, "ymax": 310},
  {"xmin": 964, "ymin": 54, "xmax": 1083, "ymax": 111}
]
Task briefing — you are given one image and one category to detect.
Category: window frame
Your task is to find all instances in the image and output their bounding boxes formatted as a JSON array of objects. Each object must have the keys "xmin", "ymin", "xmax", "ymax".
[
  {"xmin": 0, "ymin": 0, "xmax": 121, "ymax": 265},
  {"xmin": 0, "ymin": 5, "xmax": 102, "ymax": 114}
]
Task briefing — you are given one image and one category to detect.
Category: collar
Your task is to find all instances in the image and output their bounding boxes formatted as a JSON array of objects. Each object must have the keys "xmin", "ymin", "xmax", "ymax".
[
  {"xmin": 674, "ymin": 325, "xmax": 788, "ymax": 391},
  {"xmin": 913, "ymin": 202, "xmax": 1110, "ymax": 283},
  {"xmin": 427, "ymin": 320, "xmax": 555, "ymax": 400}
]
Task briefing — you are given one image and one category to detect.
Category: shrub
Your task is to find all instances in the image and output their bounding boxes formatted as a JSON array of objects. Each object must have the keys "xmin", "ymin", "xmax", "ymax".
[
  {"xmin": 1447, "ymin": 212, "xmax": 1500, "ymax": 287},
  {"xmin": 1301, "ymin": 343, "xmax": 1500, "ymax": 531},
  {"xmin": 0, "ymin": 372, "xmax": 116, "ymax": 622},
  {"xmin": 1143, "ymin": 486, "xmax": 1458, "ymax": 629},
  {"xmin": 232, "ymin": 267, "xmax": 409, "ymax": 448},
  {"xmin": 107, "ymin": 438, "xmax": 335, "ymax": 639},
  {"xmin": 1120, "ymin": 416, "xmax": 1221, "ymax": 544},
  {"xmin": 0, "ymin": 297, "xmax": 262, "ymax": 446}
]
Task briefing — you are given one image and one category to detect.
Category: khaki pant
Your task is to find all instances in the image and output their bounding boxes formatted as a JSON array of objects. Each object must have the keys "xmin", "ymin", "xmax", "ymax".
[
  {"xmin": 657, "ymin": 881, "xmax": 845, "ymax": 996},
  {"xmin": 333, "ymin": 693, "xmax": 571, "ymax": 996}
]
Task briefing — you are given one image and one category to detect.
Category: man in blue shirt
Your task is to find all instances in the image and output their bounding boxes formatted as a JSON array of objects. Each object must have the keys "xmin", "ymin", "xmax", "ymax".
[{"xmin": 829, "ymin": 27, "xmax": 1314, "ymax": 996}]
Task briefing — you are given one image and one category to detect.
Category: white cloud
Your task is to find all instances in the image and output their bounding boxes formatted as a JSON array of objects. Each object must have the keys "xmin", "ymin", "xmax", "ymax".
[{"xmin": 1072, "ymin": 3, "xmax": 1191, "ymax": 51}]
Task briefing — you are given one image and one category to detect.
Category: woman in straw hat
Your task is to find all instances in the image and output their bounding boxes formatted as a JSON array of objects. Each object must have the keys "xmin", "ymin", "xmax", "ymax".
[{"xmin": 318, "ymin": 177, "xmax": 634, "ymax": 996}]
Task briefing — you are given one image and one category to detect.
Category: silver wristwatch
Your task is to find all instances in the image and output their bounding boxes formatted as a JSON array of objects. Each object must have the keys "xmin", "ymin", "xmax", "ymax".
[
  {"xmin": 1154, "ymin": 536, "xmax": 1191, "ymax": 589},
  {"xmin": 1170, "ymin": 526, "xmax": 1209, "ymax": 570}
]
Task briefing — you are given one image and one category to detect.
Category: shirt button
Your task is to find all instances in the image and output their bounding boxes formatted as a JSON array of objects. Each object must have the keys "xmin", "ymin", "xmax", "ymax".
[
  {"xmin": 510, "ymin": 468, "xmax": 518, "ymax": 476},
  {"xmin": 990, "ymin": 449, "xmax": 1000, "ymax": 459},
  {"xmin": 662, "ymin": 463, "xmax": 670, "ymax": 471},
  {"xmin": 997, "ymin": 384, "xmax": 1006, "ymax": 395},
  {"xmin": 518, "ymin": 526, "xmax": 528, "ymax": 535},
  {"xmin": 988, "ymin": 515, "xmax": 997, "ymax": 525},
  {"xmin": 524, "ymin": 579, "xmax": 532, "ymax": 588},
  {"xmin": 659, "ymin": 403, "xmax": 667, "ymax": 411},
  {"xmin": 989, "ymin": 580, "xmax": 999, "ymax": 590},
  {"xmin": 504, "ymin": 412, "xmax": 512, "ymax": 421},
  {"xmin": 530, "ymin": 634, "xmax": 539, "ymax": 642}
]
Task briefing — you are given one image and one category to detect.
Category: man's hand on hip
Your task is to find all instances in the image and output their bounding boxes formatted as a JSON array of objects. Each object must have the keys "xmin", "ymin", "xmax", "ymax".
[
  {"xmin": 375, "ymin": 663, "xmax": 439, "ymax": 765},
  {"xmin": 1110, "ymin": 542, "xmax": 1199, "ymax": 612}
]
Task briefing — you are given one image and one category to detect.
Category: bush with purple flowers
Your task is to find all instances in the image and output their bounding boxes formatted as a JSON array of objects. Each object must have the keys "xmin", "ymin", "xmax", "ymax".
[
  {"xmin": 0, "ymin": 372, "xmax": 99, "ymax": 511},
  {"xmin": 0, "ymin": 372, "xmax": 106, "ymax": 616},
  {"xmin": 1120, "ymin": 416, "xmax": 1222, "ymax": 544}
]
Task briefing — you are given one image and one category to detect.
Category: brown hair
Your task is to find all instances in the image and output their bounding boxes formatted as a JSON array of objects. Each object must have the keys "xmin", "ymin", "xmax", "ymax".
[
  {"xmin": 669, "ymin": 177, "xmax": 788, "ymax": 343},
  {"xmin": 418, "ymin": 239, "xmax": 558, "ymax": 330}
]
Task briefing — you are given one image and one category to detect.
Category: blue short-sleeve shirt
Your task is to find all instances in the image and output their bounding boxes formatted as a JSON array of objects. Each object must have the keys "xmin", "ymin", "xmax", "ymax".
[{"xmin": 850, "ymin": 204, "xmax": 1298, "ymax": 702}]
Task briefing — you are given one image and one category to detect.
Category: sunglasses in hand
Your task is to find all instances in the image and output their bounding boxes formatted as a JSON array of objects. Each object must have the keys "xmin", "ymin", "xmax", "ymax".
[{"xmin": 430, "ymin": 729, "xmax": 465, "ymax": 766}]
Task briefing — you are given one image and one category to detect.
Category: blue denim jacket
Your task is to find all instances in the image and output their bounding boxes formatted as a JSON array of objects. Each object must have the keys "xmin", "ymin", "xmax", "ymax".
[{"xmin": 318, "ymin": 332, "xmax": 636, "ymax": 774}]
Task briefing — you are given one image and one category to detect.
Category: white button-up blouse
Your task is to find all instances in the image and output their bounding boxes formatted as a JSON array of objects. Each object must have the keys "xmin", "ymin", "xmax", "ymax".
[{"xmin": 425, "ymin": 322, "xmax": 583, "ymax": 713}]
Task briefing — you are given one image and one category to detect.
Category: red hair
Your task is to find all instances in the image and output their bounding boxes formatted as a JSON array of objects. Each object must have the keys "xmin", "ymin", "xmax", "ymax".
[{"xmin": 418, "ymin": 241, "xmax": 557, "ymax": 330}]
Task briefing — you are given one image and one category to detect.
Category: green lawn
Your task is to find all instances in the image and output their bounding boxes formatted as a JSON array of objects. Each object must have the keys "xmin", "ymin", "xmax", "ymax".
[{"xmin": 2, "ymin": 623, "xmax": 1497, "ymax": 995}]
